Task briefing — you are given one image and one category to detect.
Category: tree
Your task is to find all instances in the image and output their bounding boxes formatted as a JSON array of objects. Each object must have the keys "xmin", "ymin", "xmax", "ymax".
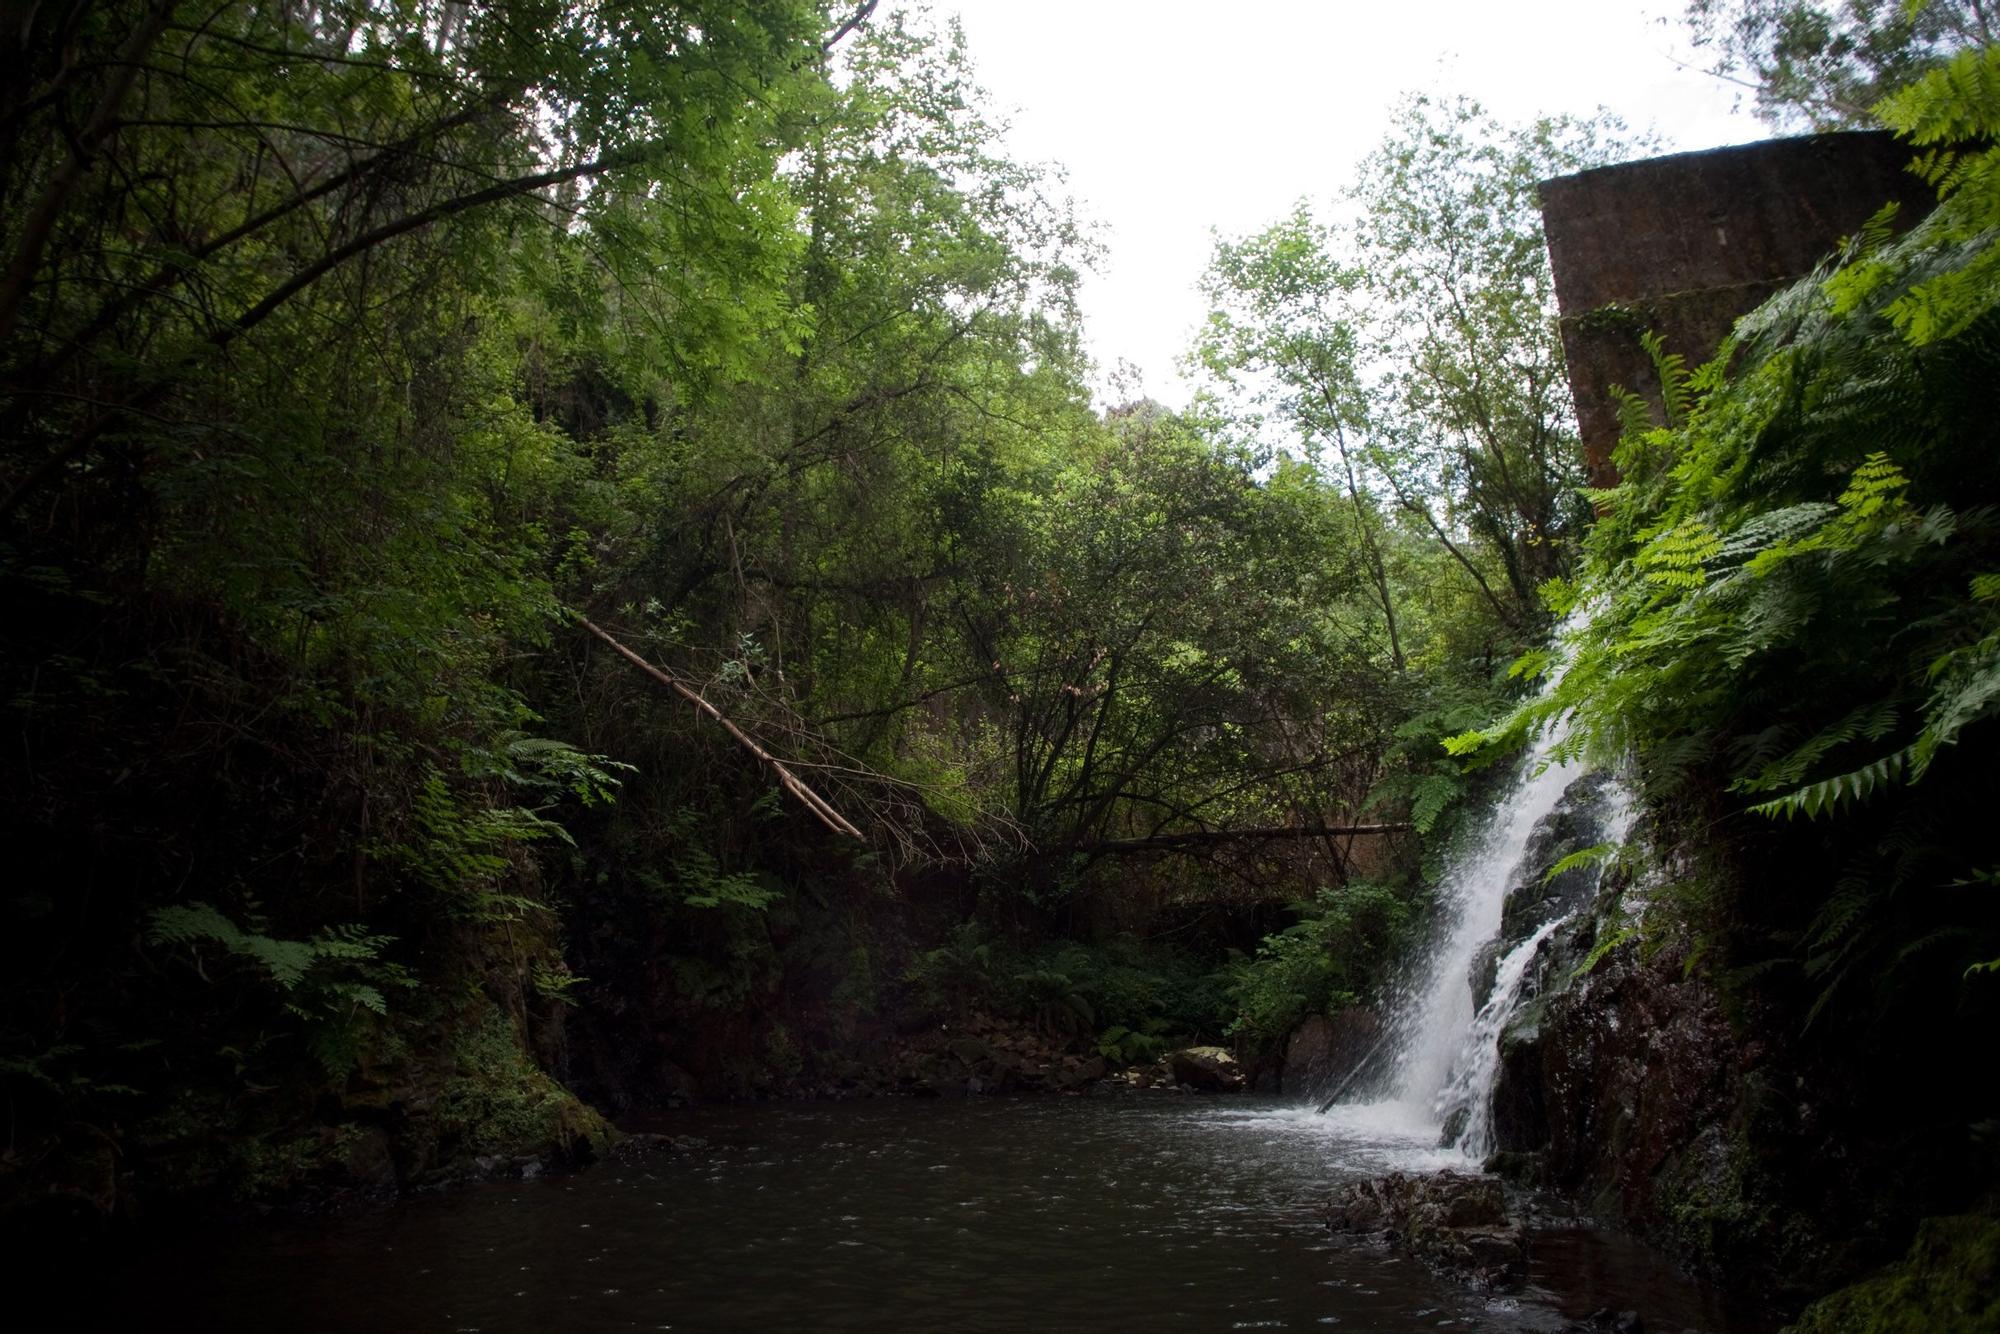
[
  {"xmin": 0, "ymin": 0, "xmax": 852, "ymax": 521},
  {"xmin": 1684, "ymin": 0, "xmax": 1996, "ymax": 129},
  {"xmin": 1198, "ymin": 96, "xmax": 1638, "ymax": 641}
]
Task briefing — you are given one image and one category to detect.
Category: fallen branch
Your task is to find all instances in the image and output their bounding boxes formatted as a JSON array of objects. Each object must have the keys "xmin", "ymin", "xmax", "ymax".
[
  {"xmin": 1316, "ymin": 1027, "xmax": 1397, "ymax": 1114},
  {"xmin": 1085, "ymin": 824, "xmax": 1409, "ymax": 855},
  {"xmin": 577, "ymin": 617, "xmax": 864, "ymax": 841}
]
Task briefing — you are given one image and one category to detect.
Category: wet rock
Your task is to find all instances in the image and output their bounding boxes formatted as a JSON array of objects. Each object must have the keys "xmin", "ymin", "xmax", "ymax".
[
  {"xmin": 1282, "ymin": 1008, "xmax": 1383, "ymax": 1096},
  {"xmin": 1470, "ymin": 938, "xmax": 1504, "ymax": 1011},
  {"xmin": 1500, "ymin": 771, "xmax": 1616, "ymax": 948},
  {"xmin": 1325, "ymin": 1169, "xmax": 1527, "ymax": 1288},
  {"xmin": 1165, "ymin": 1046, "xmax": 1245, "ymax": 1092},
  {"xmin": 1440, "ymin": 1104, "xmax": 1470, "ymax": 1148},
  {"xmin": 1480, "ymin": 1149, "xmax": 1545, "ymax": 1187},
  {"xmin": 1491, "ymin": 996, "xmax": 1551, "ymax": 1153}
]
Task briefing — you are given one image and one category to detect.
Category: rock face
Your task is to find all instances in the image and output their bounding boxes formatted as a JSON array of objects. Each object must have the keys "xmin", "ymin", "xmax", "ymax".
[
  {"xmin": 1281, "ymin": 1008, "xmax": 1382, "ymax": 1097},
  {"xmin": 1166, "ymin": 1046, "xmax": 1245, "ymax": 1092},
  {"xmin": 1502, "ymin": 772, "xmax": 1618, "ymax": 944},
  {"xmin": 1469, "ymin": 772, "xmax": 1621, "ymax": 1014},
  {"xmin": 1482, "ymin": 882, "xmax": 1902, "ymax": 1307},
  {"xmin": 1787, "ymin": 1214, "xmax": 2000, "ymax": 1333},
  {"xmin": 1325, "ymin": 1170, "xmax": 1527, "ymax": 1289}
]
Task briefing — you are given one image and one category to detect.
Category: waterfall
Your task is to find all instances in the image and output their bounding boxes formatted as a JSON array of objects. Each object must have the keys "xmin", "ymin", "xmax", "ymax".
[
  {"xmin": 1438, "ymin": 918, "xmax": 1562, "ymax": 1159},
  {"xmin": 1334, "ymin": 659, "xmax": 1633, "ymax": 1164},
  {"xmin": 1377, "ymin": 726, "xmax": 1582, "ymax": 1126}
]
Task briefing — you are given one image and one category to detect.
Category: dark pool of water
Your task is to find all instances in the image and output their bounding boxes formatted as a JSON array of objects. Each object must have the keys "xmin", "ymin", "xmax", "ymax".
[{"xmin": 85, "ymin": 1095, "xmax": 1747, "ymax": 1332}]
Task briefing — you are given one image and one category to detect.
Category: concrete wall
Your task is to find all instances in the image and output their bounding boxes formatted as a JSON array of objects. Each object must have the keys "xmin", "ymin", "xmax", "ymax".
[{"xmin": 1540, "ymin": 131, "xmax": 1931, "ymax": 488}]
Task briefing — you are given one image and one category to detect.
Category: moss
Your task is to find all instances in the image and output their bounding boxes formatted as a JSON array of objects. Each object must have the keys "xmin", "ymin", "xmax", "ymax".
[
  {"xmin": 1653, "ymin": 1123, "xmax": 1765, "ymax": 1274},
  {"xmin": 1571, "ymin": 301, "xmax": 1657, "ymax": 337},
  {"xmin": 1788, "ymin": 1216, "xmax": 2000, "ymax": 1333},
  {"xmin": 427, "ymin": 1001, "xmax": 614, "ymax": 1166},
  {"xmin": 762, "ymin": 1023, "xmax": 804, "ymax": 1079}
]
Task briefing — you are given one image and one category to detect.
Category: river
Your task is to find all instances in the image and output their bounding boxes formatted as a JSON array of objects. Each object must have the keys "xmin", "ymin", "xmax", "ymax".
[{"xmin": 90, "ymin": 1092, "xmax": 1743, "ymax": 1332}]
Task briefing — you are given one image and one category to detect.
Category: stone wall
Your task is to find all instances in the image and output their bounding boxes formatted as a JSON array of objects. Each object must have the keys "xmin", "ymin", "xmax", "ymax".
[{"xmin": 1540, "ymin": 131, "xmax": 1930, "ymax": 489}]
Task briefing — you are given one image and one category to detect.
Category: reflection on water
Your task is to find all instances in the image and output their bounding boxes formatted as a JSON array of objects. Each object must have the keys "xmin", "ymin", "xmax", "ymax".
[{"xmin": 92, "ymin": 1095, "xmax": 1743, "ymax": 1332}]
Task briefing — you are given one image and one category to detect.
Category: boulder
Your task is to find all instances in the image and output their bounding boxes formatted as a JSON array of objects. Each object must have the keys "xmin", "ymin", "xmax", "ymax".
[
  {"xmin": 1055, "ymin": 1055, "xmax": 1107, "ymax": 1090},
  {"xmin": 1166, "ymin": 1046, "xmax": 1245, "ymax": 1092}
]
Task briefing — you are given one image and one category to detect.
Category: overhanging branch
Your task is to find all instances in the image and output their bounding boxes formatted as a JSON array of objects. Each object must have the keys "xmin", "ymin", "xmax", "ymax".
[{"xmin": 578, "ymin": 616, "xmax": 864, "ymax": 841}]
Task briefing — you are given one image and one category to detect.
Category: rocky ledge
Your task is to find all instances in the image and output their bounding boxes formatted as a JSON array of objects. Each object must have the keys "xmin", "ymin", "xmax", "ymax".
[{"xmin": 1324, "ymin": 1169, "xmax": 1528, "ymax": 1289}]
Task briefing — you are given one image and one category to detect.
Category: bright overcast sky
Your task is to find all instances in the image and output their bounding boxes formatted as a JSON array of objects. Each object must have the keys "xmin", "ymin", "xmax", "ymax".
[{"xmin": 941, "ymin": 0, "xmax": 1768, "ymax": 407}]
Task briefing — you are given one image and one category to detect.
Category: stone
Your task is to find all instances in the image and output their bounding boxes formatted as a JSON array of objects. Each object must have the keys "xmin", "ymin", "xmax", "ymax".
[
  {"xmin": 1056, "ymin": 1055, "xmax": 1107, "ymax": 1090},
  {"xmin": 947, "ymin": 1036, "xmax": 995, "ymax": 1069},
  {"xmin": 1325, "ymin": 1169, "xmax": 1527, "ymax": 1289},
  {"xmin": 1541, "ymin": 132, "xmax": 1932, "ymax": 488},
  {"xmin": 1499, "ymin": 771, "xmax": 1616, "ymax": 949},
  {"xmin": 1469, "ymin": 939, "xmax": 1503, "ymax": 1012},
  {"xmin": 1165, "ymin": 1046, "xmax": 1245, "ymax": 1092}
]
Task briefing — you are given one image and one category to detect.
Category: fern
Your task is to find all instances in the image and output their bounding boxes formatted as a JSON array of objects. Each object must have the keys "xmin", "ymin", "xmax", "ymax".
[
  {"xmin": 148, "ymin": 903, "xmax": 320, "ymax": 989},
  {"xmin": 1640, "ymin": 330, "xmax": 1693, "ymax": 427},
  {"xmin": 1543, "ymin": 841, "xmax": 1619, "ymax": 885},
  {"xmin": 1570, "ymin": 922, "xmax": 1639, "ymax": 983},
  {"xmin": 1406, "ymin": 770, "xmax": 1461, "ymax": 834},
  {"xmin": 147, "ymin": 903, "xmax": 414, "ymax": 1071},
  {"xmin": 1443, "ymin": 53, "xmax": 2000, "ymax": 1030},
  {"xmin": 1747, "ymin": 748, "xmax": 1912, "ymax": 820}
]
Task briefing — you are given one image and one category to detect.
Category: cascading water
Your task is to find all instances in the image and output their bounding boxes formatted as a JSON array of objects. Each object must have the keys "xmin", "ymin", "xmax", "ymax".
[
  {"xmin": 1380, "ymin": 724, "xmax": 1585, "ymax": 1127},
  {"xmin": 1441, "ymin": 917, "xmax": 1562, "ymax": 1159},
  {"xmin": 1327, "ymin": 651, "xmax": 1634, "ymax": 1164}
]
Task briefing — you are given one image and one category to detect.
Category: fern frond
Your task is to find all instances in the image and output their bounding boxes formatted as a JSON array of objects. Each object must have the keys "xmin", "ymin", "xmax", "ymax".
[
  {"xmin": 1640, "ymin": 330, "xmax": 1693, "ymax": 427},
  {"xmin": 1543, "ymin": 841, "xmax": 1618, "ymax": 886},
  {"xmin": 1735, "ymin": 698, "xmax": 1902, "ymax": 795},
  {"xmin": 1874, "ymin": 43, "xmax": 2000, "ymax": 148},
  {"xmin": 1747, "ymin": 747, "xmax": 1913, "ymax": 820}
]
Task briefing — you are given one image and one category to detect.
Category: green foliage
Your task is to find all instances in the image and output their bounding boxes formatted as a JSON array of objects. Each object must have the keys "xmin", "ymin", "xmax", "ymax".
[
  {"xmin": 1451, "ymin": 55, "xmax": 2000, "ymax": 1032},
  {"xmin": 147, "ymin": 902, "xmax": 414, "ymax": 1072},
  {"xmin": 1787, "ymin": 1214, "xmax": 2000, "ymax": 1333},
  {"xmin": 1198, "ymin": 94, "xmax": 1643, "ymax": 642},
  {"xmin": 1226, "ymin": 881, "xmax": 1418, "ymax": 1056},
  {"xmin": 903, "ymin": 922, "xmax": 1000, "ymax": 1019},
  {"xmin": 904, "ymin": 923, "xmax": 1234, "ymax": 1052},
  {"xmin": 660, "ymin": 805, "xmax": 785, "ymax": 912},
  {"xmin": 1684, "ymin": 0, "xmax": 1994, "ymax": 129}
]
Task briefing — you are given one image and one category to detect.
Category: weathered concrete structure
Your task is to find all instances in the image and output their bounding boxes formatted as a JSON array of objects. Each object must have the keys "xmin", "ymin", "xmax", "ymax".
[{"xmin": 1540, "ymin": 131, "xmax": 1931, "ymax": 488}]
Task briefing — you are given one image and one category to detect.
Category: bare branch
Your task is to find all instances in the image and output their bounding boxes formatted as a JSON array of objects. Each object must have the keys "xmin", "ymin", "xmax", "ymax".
[{"xmin": 577, "ymin": 616, "xmax": 864, "ymax": 841}]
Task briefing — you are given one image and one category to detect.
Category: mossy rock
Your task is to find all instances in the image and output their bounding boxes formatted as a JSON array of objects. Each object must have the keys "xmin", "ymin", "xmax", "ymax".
[
  {"xmin": 1788, "ymin": 1215, "xmax": 2000, "ymax": 1333},
  {"xmin": 425, "ymin": 1002, "xmax": 614, "ymax": 1171}
]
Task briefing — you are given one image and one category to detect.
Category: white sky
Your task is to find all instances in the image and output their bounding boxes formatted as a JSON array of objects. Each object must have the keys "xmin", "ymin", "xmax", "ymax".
[{"xmin": 942, "ymin": 0, "xmax": 1768, "ymax": 407}]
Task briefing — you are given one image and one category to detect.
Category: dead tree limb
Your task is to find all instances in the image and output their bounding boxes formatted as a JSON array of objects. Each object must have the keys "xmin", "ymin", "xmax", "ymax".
[{"xmin": 577, "ymin": 617, "xmax": 864, "ymax": 841}]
